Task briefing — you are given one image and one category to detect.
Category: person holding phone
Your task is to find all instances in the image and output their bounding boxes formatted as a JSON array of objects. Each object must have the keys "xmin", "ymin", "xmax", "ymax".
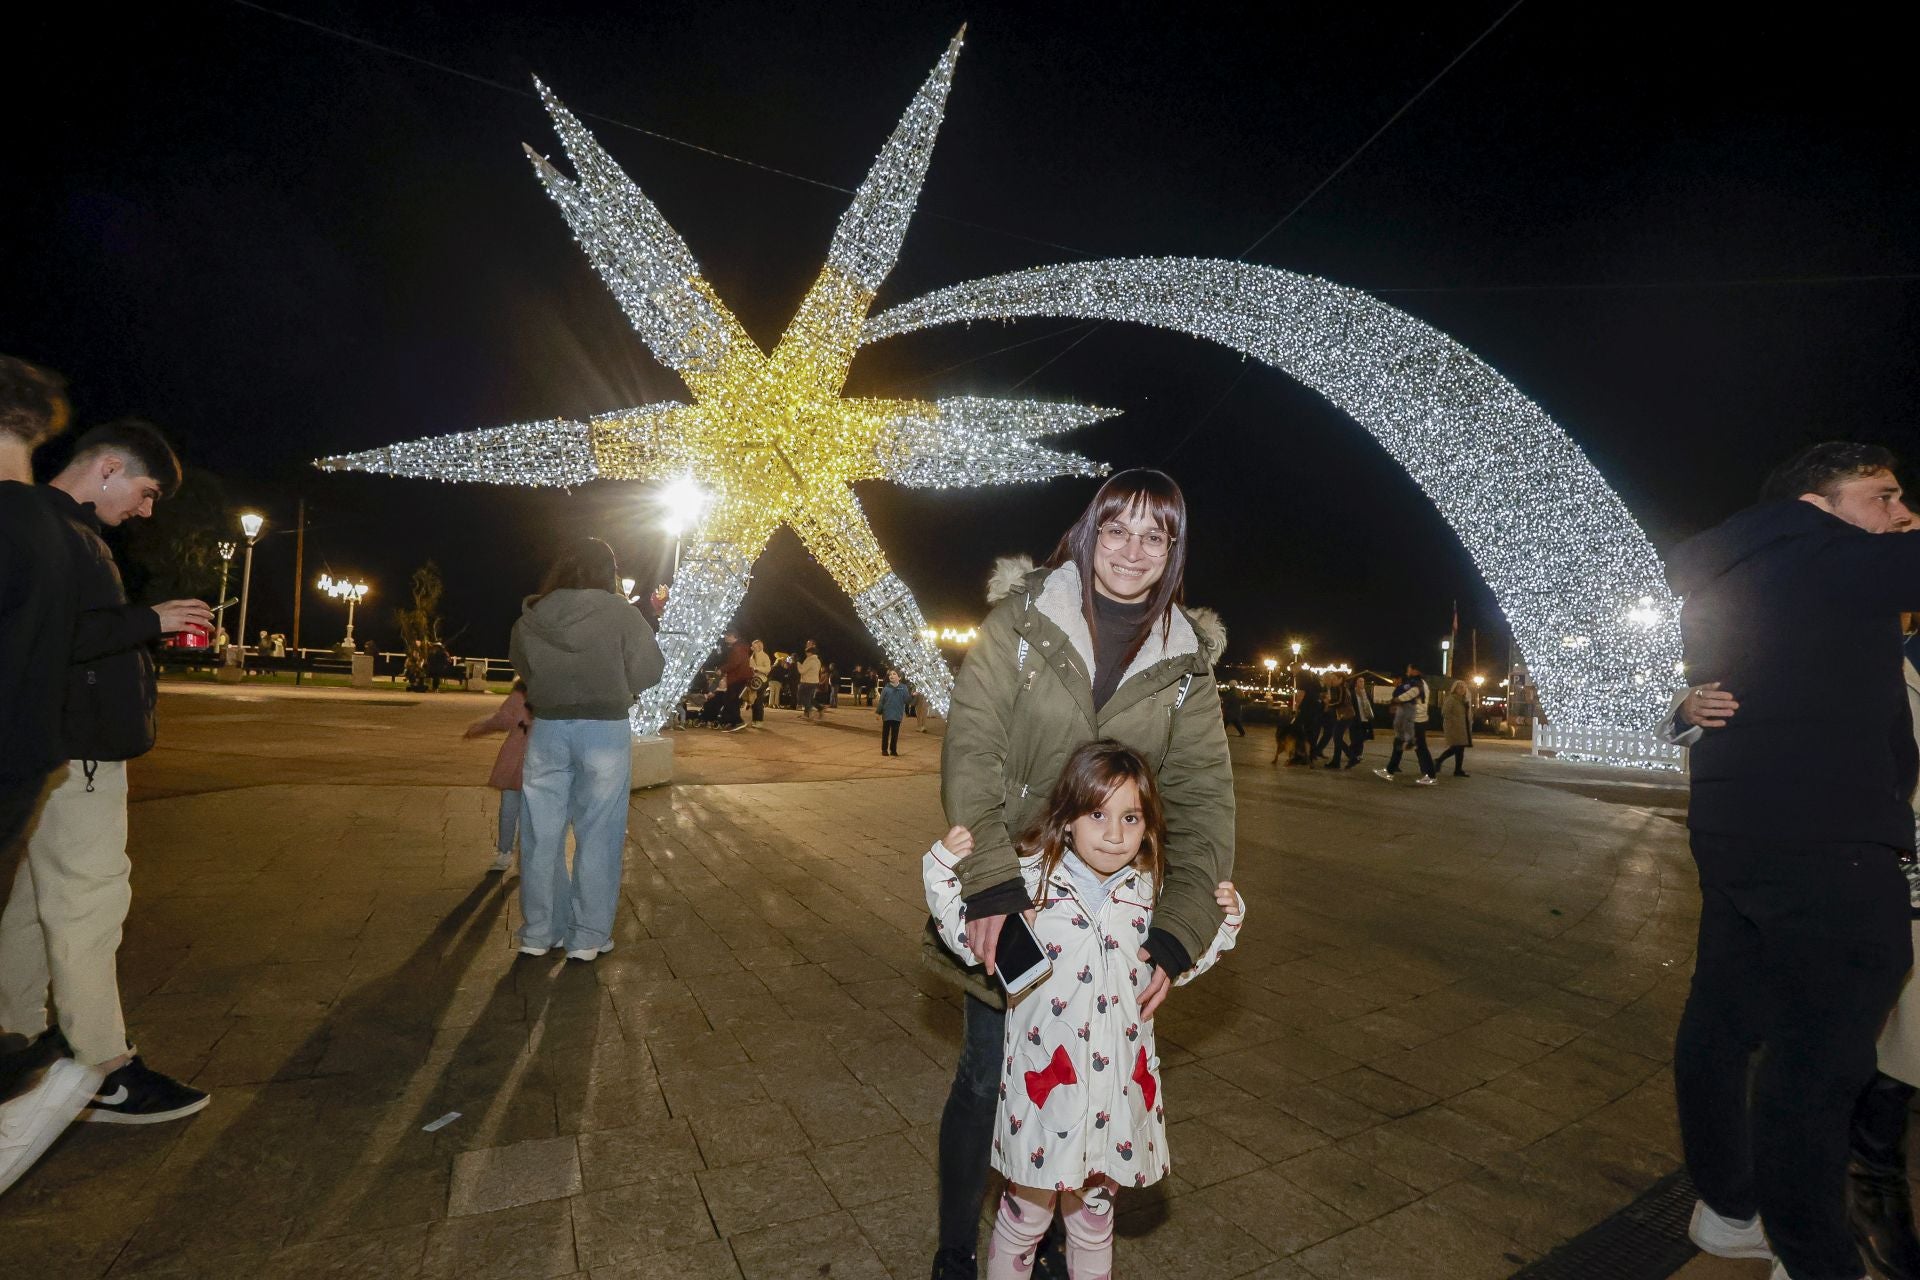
[
  {"xmin": 926, "ymin": 741, "xmax": 1243, "ymax": 1278},
  {"xmin": 930, "ymin": 469, "xmax": 1236, "ymax": 1280}
]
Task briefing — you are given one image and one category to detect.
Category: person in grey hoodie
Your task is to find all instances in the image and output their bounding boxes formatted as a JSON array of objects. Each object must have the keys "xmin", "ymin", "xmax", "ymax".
[{"xmin": 508, "ymin": 538, "xmax": 663, "ymax": 962}]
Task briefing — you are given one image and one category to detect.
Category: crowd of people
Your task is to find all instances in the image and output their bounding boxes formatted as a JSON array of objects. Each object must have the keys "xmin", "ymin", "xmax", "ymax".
[
  {"xmin": 1262, "ymin": 663, "xmax": 1476, "ymax": 782},
  {"xmin": 15, "ymin": 334, "xmax": 1920, "ymax": 1280}
]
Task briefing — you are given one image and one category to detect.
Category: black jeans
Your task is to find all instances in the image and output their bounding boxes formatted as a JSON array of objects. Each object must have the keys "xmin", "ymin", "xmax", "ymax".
[
  {"xmin": 1675, "ymin": 833, "xmax": 1913, "ymax": 1280},
  {"xmin": 1324, "ymin": 720, "xmax": 1361, "ymax": 767},
  {"xmin": 1386, "ymin": 722, "xmax": 1434, "ymax": 776},
  {"xmin": 1434, "ymin": 745, "xmax": 1468, "ymax": 774},
  {"xmin": 880, "ymin": 719, "xmax": 901, "ymax": 754},
  {"xmin": 938, "ymin": 993, "xmax": 1005, "ymax": 1253}
]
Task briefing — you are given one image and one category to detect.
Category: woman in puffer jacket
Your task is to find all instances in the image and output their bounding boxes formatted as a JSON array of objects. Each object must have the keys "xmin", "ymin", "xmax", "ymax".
[{"xmin": 929, "ymin": 470, "xmax": 1236, "ymax": 1278}]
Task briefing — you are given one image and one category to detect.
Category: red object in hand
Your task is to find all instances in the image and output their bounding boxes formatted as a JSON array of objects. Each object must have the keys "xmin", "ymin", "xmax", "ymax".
[
  {"xmin": 1131, "ymin": 1045, "xmax": 1156, "ymax": 1112},
  {"xmin": 168, "ymin": 625, "xmax": 210, "ymax": 650},
  {"xmin": 1025, "ymin": 1043, "xmax": 1078, "ymax": 1107}
]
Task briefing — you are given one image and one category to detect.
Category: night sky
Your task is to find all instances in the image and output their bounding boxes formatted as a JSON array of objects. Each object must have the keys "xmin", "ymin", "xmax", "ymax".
[{"xmin": 6, "ymin": 2, "xmax": 1915, "ymax": 677}]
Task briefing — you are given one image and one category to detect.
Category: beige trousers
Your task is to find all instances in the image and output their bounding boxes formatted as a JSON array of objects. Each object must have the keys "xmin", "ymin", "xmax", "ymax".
[{"xmin": 0, "ymin": 760, "xmax": 131, "ymax": 1064}]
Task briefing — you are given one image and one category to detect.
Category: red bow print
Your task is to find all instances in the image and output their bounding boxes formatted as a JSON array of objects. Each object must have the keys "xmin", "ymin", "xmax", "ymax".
[
  {"xmin": 1025, "ymin": 1043, "xmax": 1079, "ymax": 1107},
  {"xmin": 1132, "ymin": 1045, "xmax": 1156, "ymax": 1112}
]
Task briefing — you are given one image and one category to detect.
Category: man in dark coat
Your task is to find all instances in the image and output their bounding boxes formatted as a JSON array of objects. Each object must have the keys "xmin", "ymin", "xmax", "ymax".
[
  {"xmin": 0, "ymin": 356, "xmax": 101, "ymax": 1195},
  {"xmin": 1667, "ymin": 441, "xmax": 1920, "ymax": 1280}
]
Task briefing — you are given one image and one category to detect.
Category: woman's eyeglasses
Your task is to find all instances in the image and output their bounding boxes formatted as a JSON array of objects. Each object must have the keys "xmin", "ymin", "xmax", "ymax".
[{"xmin": 1097, "ymin": 523, "xmax": 1173, "ymax": 558}]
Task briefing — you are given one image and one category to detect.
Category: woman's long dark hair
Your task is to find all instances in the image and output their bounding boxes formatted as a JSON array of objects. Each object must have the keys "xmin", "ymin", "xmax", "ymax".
[
  {"xmin": 1045, "ymin": 469, "xmax": 1189, "ymax": 674},
  {"xmin": 1015, "ymin": 740, "xmax": 1167, "ymax": 902},
  {"xmin": 535, "ymin": 537, "xmax": 620, "ymax": 601}
]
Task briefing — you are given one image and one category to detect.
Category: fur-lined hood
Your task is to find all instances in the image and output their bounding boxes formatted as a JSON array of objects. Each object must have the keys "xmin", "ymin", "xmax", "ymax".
[{"xmin": 985, "ymin": 554, "xmax": 1227, "ymax": 668}]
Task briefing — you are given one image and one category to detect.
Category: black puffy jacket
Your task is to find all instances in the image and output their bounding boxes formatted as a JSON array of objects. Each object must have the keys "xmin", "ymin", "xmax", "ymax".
[{"xmin": 46, "ymin": 488, "xmax": 160, "ymax": 763}]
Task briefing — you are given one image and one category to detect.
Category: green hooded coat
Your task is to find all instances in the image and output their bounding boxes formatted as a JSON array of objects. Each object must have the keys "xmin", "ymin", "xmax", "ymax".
[{"xmin": 931, "ymin": 556, "xmax": 1236, "ymax": 1006}]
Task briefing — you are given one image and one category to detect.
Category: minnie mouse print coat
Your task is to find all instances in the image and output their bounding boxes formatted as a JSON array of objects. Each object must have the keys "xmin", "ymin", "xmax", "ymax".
[{"xmin": 924, "ymin": 840, "xmax": 1246, "ymax": 1190}]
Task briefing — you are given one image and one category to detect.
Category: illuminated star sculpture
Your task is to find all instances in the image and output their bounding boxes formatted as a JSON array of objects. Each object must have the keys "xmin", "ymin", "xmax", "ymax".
[{"xmin": 319, "ymin": 29, "xmax": 1110, "ymax": 734}]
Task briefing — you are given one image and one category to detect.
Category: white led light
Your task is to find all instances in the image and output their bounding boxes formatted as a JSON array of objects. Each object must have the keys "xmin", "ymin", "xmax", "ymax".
[{"xmin": 867, "ymin": 261, "xmax": 1687, "ymax": 749}]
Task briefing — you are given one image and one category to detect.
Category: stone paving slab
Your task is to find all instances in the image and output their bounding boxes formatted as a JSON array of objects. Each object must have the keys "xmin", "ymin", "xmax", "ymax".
[{"xmin": 0, "ymin": 686, "xmax": 1708, "ymax": 1277}]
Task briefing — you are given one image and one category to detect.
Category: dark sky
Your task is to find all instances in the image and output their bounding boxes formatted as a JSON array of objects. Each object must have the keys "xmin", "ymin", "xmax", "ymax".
[{"xmin": 6, "ymin": 2, "xmax": 1916, "ymax": 675}]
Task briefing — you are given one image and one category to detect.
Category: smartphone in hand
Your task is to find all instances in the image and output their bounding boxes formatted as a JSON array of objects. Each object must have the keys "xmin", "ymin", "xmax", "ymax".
[{"xmin": 993, "ymin": 912, "xmax": 1051, "ymax": 998}]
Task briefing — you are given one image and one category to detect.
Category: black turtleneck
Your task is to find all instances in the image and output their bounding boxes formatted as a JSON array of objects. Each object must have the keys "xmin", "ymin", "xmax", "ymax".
[{"xmin": 1090, "ymin": 591, "xmax": 1154, "ymax": 712}]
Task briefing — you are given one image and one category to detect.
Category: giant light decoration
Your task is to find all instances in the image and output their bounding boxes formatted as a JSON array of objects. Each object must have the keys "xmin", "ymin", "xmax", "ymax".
[{"xmin": 320, "ymin": 30, "xmax": 1684, "ymax": 755}]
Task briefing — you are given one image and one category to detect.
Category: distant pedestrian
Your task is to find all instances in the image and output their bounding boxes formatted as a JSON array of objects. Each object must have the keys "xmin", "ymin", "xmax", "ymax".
[
  {"xmin": 1322, "ymin": 672, "xmax": 1369, "ymax": 769},
  {"xmin": 825, "ymin": 660, "xmax": 840, "ymax": 709},
  {"xmin": 1434, "ymin": 679, "xmax": 1474, "ymax": 777},
  {"xmin": 464, "ymin": 680, "xmax": 532, "ymax": 873},
  {"xmin": 797, "ymin": 641, "xmax": 822, "ymax": 720},
  {"xmin": 1294, "ymin": 669, "xmax": 1325, "ymax": 764},
  {"xmin": 748, "ymin": 639, "xmax": 771, "ymax": 725},
  {"xmin": 1375, "ymin": 662, "xmax": 1437, "ymax": 784},
  {"xmin": 509, "ymin": 538, "xmax": 663, "ymax": 962},
  {"xmin": 1219, "ymin": 682, "xmax": 1247, "ymax": 736},
  {"xmin": 876, "ymin": 668, "xmax": 910, "ymax": 755}
]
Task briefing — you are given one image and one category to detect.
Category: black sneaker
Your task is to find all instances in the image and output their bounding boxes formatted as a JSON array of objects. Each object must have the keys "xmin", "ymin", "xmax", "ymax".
[
  {"xmin": 79, "ymin": 1057, "xmax": 210, "ymax": 1125},
  {"xmin": 930, "ymin": 1247, "xmax": 976, "ymax": 1280}
]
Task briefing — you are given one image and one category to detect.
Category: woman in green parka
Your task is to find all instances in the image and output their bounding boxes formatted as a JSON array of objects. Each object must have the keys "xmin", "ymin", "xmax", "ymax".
[{"xmin": 930, "ymin": 470, "xmax": 1235, "ymax": 1279}]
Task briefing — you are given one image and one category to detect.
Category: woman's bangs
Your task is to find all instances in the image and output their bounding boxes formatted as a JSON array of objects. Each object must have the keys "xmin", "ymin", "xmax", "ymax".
[{"xmin": 1093, "ymin": 480, "xmax": 1185, "ymax": 540}]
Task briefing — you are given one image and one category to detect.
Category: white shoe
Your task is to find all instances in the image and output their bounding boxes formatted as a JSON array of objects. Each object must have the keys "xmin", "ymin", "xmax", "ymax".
[
  {"xmin": 518, "ymin": 942, "xmax": 554, "ymax": 956},
  {"xmin": 565, "ymin": 940, "xmax": 615, "ymax": 962},
  {"xmin": 1372, "ymin": 768, "xmax": 1394, "ymax": 781},
  {"xmin": 1, "ymin": 1057, "xmax": 105, "ymax": 1195},
  {"xmin": 1689, "ymin": 1200, "xmax": 1772, "ymax": 1260},
  {"xmin": 488, "ymin": 850, "xmax": 514, "ymax": 873},
  {"xmin": 1415, "ymin": 775, "xmax": 1438, "ymax": 786}
]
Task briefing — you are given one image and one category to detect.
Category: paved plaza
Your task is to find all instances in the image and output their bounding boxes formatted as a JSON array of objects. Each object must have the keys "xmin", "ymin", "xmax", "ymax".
[{"xmin": 0, "ymin": 684, "xmax": 1748, "ymax": 1278}]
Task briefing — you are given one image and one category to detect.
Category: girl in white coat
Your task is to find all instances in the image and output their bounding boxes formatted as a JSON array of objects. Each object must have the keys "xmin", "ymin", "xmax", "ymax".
[{"xmin": 925, "ymin": 741, "xmax": 1245, "ymax": 1279}]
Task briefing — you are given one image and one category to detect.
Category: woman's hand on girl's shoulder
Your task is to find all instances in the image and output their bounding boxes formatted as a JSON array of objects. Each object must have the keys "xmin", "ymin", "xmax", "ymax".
[{"xmin": 943, "ymin": 825, "xmax": 974, "ymax": 857}]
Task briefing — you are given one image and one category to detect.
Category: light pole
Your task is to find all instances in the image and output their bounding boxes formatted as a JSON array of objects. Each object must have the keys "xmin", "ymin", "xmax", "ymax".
[
  {"xmin": 318, "ymin": 574, "xmax": 370, "ymax": 647},
  {"xmin": 236, "ymin": 512, "xmax": 264, "ymax": 668},
  {"xmin": 215, "ymin": 541, "xmax": 236, "ymax": 650},
  {"xmin": 1440, "ymin": 637, "xmax": 1453, "ymax": 677},
  {"xmin": 659, "ymin": 477, "xmax": 708, "ymax": 578},
  {"xmin": 1262, "ymin": 657, "xmax": 1277, "ymax": 690}
]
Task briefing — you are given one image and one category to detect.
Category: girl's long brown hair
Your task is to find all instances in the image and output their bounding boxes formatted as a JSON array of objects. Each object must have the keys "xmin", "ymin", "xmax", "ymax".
[
  {"xmin": 1045, "ymin": 469, "xmax": 1189, "ymax": 677},
  {"xmin": 1015, "ymin": 740, "xmax": 1168, "ymax": 901},
  {"xmin": 535, "ymin": 537, "xmax": 620, "ymax": 602}
]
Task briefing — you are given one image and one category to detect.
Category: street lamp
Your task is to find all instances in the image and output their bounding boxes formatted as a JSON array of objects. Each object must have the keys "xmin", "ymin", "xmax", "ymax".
[
  {"xmin": 236, "ymin": 512, "xmax": 264, "ymax": 667},
  {"xmin": 1439, "ymin": 637, "xmax": 1452, "ymax": 677},
  {"xmin": 1262, "ymin": 657, "xmax": 1277, "ymax": 690},
  {"xmin": 317, "ymin": 573, "xmax": 371, "ymax": 647},
  {"xmin": 215, "ymin": 541, "xmax": 236, "ymax": 650},
  {"xmin": 620, "ymin": 576, "xmax": 637, "ymax": 602},
  {"xmin": 658, "ymin": 477, "xmax": 708, "ymax": 578}
]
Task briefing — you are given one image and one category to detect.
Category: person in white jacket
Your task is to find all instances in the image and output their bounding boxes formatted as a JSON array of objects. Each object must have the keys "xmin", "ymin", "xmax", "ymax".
[{"xmin": 925, "ymin": 740, "xmax": 1244, "ymax": 1279}]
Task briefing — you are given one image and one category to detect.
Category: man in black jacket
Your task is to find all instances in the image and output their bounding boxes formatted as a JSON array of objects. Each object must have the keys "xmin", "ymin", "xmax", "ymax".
[
  {"xmin": 1668, "ymin": 442, "xmax": 1920, "ymax": 1280},
  {"xmin": 0, "ymin": 356, "xmax": 105, "ymax": 1194},
  {"xmin": 0, "ymin": 420, "xmax": 212, "ymax": 1126}
]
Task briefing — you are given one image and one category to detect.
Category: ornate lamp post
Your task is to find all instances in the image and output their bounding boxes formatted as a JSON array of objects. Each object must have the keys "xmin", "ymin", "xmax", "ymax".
[
  {"xmin": 215, "ymin": 541, "xmax": 236, "ymax": 651},
  {"xmin": 1262, "ymin": 656, "xmax": 1277, "ymax": 691},
  {"xmin": 236, "ymin": 513, "xmax": 264, "ymax": 667},
  {"xmin": 317, "ymin": 573, "xmax": 371, "ymax": 647}
]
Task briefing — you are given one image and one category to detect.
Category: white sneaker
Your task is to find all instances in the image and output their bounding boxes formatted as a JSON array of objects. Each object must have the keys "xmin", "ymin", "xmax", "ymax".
[
  {"xmin": 1, "ymin": 1057, "xmax": 106, "ymax": 1195},
  {"xmin": 1415, "ymin": 775, "xmax": 1438, "ymax": 786},
  {"xmin": 565, "ymin": 940, "xmax": 615, "ymax": 962},
  {"xmin": 518, "ymin": 942, "xmax": 554, "ymax": 956},
  {"xmin": 1689, "ymin": 1200, "xmax": 1772, "ymax": 1260},
  {"xmin": 1372, "ymin": 768, "xmax": 1394, "ymax": 781},
  {"xmin": 488, "ymin": 850, "xmax": 514, "ymax": 873}
]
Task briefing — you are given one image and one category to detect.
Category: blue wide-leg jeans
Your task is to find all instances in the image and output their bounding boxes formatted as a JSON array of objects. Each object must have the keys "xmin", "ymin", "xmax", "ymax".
[{"xmin": 517, "ymin": 718, "xmax": 632, "ymax": 952}]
